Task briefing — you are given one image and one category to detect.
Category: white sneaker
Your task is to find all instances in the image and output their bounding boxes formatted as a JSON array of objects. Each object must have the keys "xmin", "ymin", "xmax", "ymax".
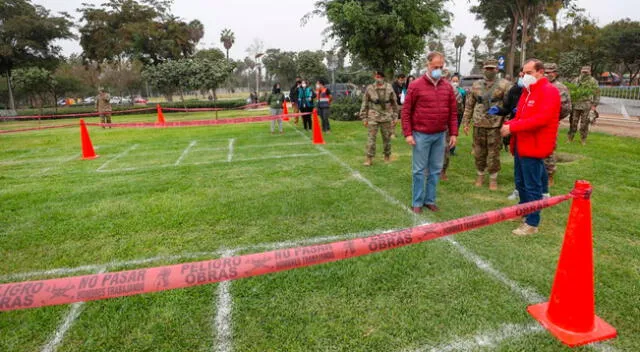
[
  {"xmin": 507, "ymin": 190, "xmax": 519, "ymax": 201},
  {"xmin": 543, "ymin": 193, "xmax": 551, "ymax": 199}
]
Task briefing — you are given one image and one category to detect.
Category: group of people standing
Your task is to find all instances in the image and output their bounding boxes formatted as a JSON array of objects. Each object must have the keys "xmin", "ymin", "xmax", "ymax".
[
  {"xmin": 368, "ymin": 51, "xmax": 600, "ymax": 236},
  {"xmin": 283, "ymin": 77, "xmax": 333, "ymax": 133}
]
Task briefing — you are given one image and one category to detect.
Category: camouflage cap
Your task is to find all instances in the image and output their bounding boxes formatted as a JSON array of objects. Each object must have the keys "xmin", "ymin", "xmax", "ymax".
[
  {"xmin": 544, "ymin": 63, "xmax": 558, "ymax": 73},
  {"xmin": 483, "ymin": 58, "xmax": 498, "ymax": 68},
  {"xmin": 581, "ymin": 65, "xmax": 592, "ymax": 72}
]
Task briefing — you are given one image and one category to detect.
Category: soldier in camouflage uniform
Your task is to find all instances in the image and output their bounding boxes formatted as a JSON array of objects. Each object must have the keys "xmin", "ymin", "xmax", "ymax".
[
  {"xmin": 96, "ymin": 88, "xmax": 112, "ymax": 128},
  {"xmin": 568, "ymin": 65, "xmax": 600, "ymax": 145},
  {"xmin": 462, "ymin": 59, "xmax": 512, "ymax": 190},
  {"xmin": 360, "ymin": 71, "xmax": 399, "ymax": 166},
  {"xmin": 543, "ymin": 63, "xmax": 572, "ymax": 190}
]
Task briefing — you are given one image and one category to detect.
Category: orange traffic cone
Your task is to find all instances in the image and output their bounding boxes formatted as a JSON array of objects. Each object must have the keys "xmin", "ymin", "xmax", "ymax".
[
  {"xmin": 311, "ymin": 108, "xmax": 325, "ymax": 145},
  {"xmin": 79, "ymin": 119, "xmax": 99, "ymax": 160},
  {"xmin": 156, "ymin": 104, "xmax": 165, "ymax": 124},
  {"xmin": 282, "ymin": 102, "xmax": 290, "ymax": 121},
  {"xmin": 528, "ymin": 180, "xmax": 617, "ymax": 347}
]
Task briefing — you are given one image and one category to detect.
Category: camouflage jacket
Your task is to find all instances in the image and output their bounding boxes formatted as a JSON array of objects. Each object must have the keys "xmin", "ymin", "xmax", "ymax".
[
  {"xmin": 571, "ymin": 75, "xmax": 600, "ymax": 110},
  {"xmin": 359, "ymin": 83, "xmax": 399, "ymax": 123},
  {"xmin": 96, "ymin": 93, "xmax": 112, "ymax": 112},
  {"xmin": 462, "ymin": 78, "xmax": 512, "ymax": 128},
  {"xmin": 550, "ymin": 79, "xmax": 572, "ymax": 120}
]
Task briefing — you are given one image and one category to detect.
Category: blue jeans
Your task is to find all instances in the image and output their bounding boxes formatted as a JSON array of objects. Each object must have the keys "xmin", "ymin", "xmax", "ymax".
[
  {"xmin": 514, "ymin": 149, "xmax": 544, "ymax": 227},
  {"xmin": 412, "ymin": 131, "xmax": 445, "ymax": 207}
]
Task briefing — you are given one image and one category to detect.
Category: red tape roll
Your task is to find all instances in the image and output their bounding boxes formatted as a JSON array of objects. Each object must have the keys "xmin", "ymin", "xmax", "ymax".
[{"xmin": 0, "ymin": 194, "xmax": 572, "ymax": 311}]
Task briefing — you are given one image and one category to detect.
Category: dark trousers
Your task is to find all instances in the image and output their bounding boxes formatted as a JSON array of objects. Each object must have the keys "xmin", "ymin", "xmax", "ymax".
[
  {"xmin": 318, "ymin": 107, "xmax": 331, "ymax": 132},
  {"xmin": 301, "ymin": 107, "xmax": 313, "ymax": 130},
  {"xmin": 514, "ymin": 149, "xmax": 544, "ymax": 227}
]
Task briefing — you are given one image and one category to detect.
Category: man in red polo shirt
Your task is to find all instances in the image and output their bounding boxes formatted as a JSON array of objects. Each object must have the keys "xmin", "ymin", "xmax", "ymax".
[
  {"xmin": 401, "ymin": 52, "xmax": 458, "ymax": 213},
  {"xmin": 501, "ymin": 59, "xmax": 561, "ymax": 236}
]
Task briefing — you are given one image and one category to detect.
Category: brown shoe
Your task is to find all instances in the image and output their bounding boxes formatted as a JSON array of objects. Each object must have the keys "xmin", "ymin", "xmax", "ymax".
[
  {"xmin": 548, "ymin": 174, "xmax": 554, "ymax": 187},
  {"xmin": 424, "ymin": 204, "xmax": 440, "ymax": 212},
  {"xmin": 384, "ymin": 155, "xmax": 391, "ymax": 163},
  {"xmin": 412, "ymin": 207, "xmax": 423, "ymax": 214},
  {"xmin": 512, "ymin": 223, "xmax": 539, "ymax": 236},
  {"xmin": 363, "ymin": 157, "xmax": 373, "ymax": 166},
  {"xmin": 440, "ymin": 171, "xmax": 448, "ymax": 181},
  {"xmin": 489, "ymin": 179, "xmax": 498, "ymax": 191},
  {"xmin": 475, "ymin": 174, "xmax": 484, "ymax": 187}
]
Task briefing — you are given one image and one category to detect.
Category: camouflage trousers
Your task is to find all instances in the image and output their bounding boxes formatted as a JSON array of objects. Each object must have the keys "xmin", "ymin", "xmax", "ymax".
[
  {"xmin": 543, "ymin": 150, "xmax": 557, "ymax": 176},
  {"xmin": 99, "ymin": 112, "xmax": 112, "ymax": 124},
  {"xmin": 443, "ymin": 131, "xmax": 450, "ymax": 172},
  {"xmin": 366, "ymin": 121, "xmax": 393, "ymax": 158},
  {"xmin": 473, "ymin": 127, "xmax": 502, "ymax": 174},
  {"xmin": 568, "ymin": 109, "xmax": 590, "ymax": 141}
]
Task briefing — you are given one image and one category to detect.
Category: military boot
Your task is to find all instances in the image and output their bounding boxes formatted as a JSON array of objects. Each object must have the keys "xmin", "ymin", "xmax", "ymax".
[
  {"xmin": 384, "ymin": 155, "xmax": 391, "ymax": 164},
  {"xmin": 474, "ymin": 174, "xmax": 484, "ymax": 187},
  {"xmin": 489, "ymin": 178, "xmax": 498, "ymax": 191},
  {"xmin": 363, "ymin": 157, "xmax": 373, "ymax": 166}
]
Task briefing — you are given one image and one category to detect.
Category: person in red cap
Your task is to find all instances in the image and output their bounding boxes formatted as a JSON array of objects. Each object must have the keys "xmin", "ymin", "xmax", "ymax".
[{"xmin": 501, "ymin": 58, "xmax": 561, "ymax": 236}]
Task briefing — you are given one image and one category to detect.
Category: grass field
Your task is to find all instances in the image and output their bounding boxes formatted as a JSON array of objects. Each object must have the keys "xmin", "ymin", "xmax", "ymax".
[{"xmin": 0, "ymin": 110, "xmax": 638, "ymax": 352}]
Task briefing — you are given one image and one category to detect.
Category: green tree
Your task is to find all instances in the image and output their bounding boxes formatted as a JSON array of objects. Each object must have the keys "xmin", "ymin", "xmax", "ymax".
[
  {"xmin": 305, "ymin": 0, "xmax": 450, "ymax": 78},
  {"xmin": 78, "ymin": 0, "xmax": 204, "ymax": 65},
  {"xmin": 600, "ymin": 19, "xmax": 640, "ymax": 84},
  {"xmin": 296, "ymin": 50, "xmax": 327, "ymax": 82},
  {"xmin": 194, "ymin": 48, "xmax": 226, "ymax": 62},
  {"xmin": 262, "ymin": 49, "xmax": 298, "ymax": 88},
  {"xmin": 220, "ymin": 28, "xmax": 235, "ymax": 61},
  {"xmin": 0, "ymin": 0, "xmax": 73, "ymax": 110}
]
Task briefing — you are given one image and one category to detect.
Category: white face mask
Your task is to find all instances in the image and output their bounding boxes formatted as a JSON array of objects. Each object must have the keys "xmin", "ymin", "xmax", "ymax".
[
  {"xmin": 522, "ymin": 74, "xmax": 538, "ymax": 89},
  {"xmin": 301, "ymin": 83, "xmax": 307, "ymax": 88}
]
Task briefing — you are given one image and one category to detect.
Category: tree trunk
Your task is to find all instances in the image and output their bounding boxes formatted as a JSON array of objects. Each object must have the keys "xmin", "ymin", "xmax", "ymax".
[
  {"xmin": 6, "ymin": 71, "xmax": 16, "ymax": 111},
  {"xmin": 508, "ymin": 11, "xmax": 520, "ymax": 78},
  {"xmin": 520, "ymin": 6, "xmax": 529, "ymax": 67}
]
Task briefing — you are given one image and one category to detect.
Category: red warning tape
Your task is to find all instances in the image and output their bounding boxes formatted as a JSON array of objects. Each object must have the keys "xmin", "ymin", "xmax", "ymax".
[
  {"xmin": 1, "ymin": 108, "xmax": 155, "ymax": 120},
  {"xmin": 0, "ymin": 124, "xmax": 78, "ymax": 134},
  {"xmin": 0, "ymin": 194, "xmax": 572, "ymax": 311},
  {"xmin": 1, "ymin": 103, "xmax": 268, "ymax": 121},
  {"xmin": 85, "ymin": 113, "xmax": 306, "ymax": 129}
]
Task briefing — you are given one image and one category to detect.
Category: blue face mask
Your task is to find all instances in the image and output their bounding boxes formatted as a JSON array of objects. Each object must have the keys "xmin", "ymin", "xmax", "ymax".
[
  {"xmin": 517, "ymin": 77, "xmax": 525, "ymax": 88},
  {"xmin": 430, "ymin": 69, "xmax": 442, "ymax": 80}
]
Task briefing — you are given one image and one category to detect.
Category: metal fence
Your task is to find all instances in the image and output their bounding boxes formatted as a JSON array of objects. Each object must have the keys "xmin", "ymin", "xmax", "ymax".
[{"xmin": 599, "ymin": 86, "xmax": 640, "ymax": 101}]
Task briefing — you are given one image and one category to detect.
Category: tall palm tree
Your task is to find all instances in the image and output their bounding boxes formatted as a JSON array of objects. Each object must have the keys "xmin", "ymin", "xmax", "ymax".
[
  {"xmin": 454, "ymin": 34, "xmax": 467, "ymax": 73},
  {"xmin": 220, "ymin": 28, "xmax": 235, "ymax": 61}
]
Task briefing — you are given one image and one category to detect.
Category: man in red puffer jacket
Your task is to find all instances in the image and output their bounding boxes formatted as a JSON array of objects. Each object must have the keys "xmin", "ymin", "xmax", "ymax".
[
  {"xmin": 401, "ymin": 51, "xmax": 458, "ymax": 214},
  {"xmin": 501, "ymin": 58, "xmax": 561, "ymax": 236}
]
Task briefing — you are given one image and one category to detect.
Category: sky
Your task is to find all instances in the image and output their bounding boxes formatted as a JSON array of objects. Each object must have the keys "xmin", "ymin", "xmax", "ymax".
[{"xmin": 35, "ymin": 0, "xmax": 637, "ymax": 76}]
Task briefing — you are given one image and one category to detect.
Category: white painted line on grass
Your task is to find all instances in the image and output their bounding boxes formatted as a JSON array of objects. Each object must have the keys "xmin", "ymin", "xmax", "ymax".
[
  {"xmin": 214, "ymin": 250, "xmax": 235, "ymax": 352},
  {"xmin": 41, "ymin": 302, "xmax": 85, "ymax": 352},
  {"xmin": 41, "ymin": 268, "xmax": 106, "ymax": 352},
  {"xmin": 175, "ymin": 140, "xmax": 197, "ymax": 166},
  {"xmin": 96, "ymin": 144, "xmax": 139, "ymax": 172},
  {"xmin": 443, "ymin": 237, "xmax": 546, "ymax": 304},
  {"xmin": 227, "ymin": 138, "xmax": 235, "ymax": 162},
  {"xmin": 403, "ymin": 323, "xmax": 543, "ymax": 352},
  {"xmin": 33, "ymin": 153, "xmax": 81, "ymax": 177}
]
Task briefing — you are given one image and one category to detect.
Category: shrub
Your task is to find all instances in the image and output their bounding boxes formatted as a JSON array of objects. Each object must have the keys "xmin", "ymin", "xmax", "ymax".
[{"xmin": 330, "ymin": 95, "xmax": 362, "ymax": 121}]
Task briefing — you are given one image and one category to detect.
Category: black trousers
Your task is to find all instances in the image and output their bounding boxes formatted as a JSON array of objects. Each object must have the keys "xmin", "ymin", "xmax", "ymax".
[{"xmin": 301, "ymin": 107, "xmax": 313, "ymax": 130}]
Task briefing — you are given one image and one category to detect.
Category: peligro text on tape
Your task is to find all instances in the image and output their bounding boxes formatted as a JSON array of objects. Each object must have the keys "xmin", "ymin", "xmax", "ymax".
[{"xmin": 0, "ymin": 194, "xmax": 572, "ymax": 312}]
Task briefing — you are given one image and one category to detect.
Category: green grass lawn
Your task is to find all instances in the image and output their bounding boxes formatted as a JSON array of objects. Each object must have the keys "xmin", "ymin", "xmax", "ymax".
[{"xmin": 0, "ymin": 112, "xmax": 638, "ymax": 352}]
